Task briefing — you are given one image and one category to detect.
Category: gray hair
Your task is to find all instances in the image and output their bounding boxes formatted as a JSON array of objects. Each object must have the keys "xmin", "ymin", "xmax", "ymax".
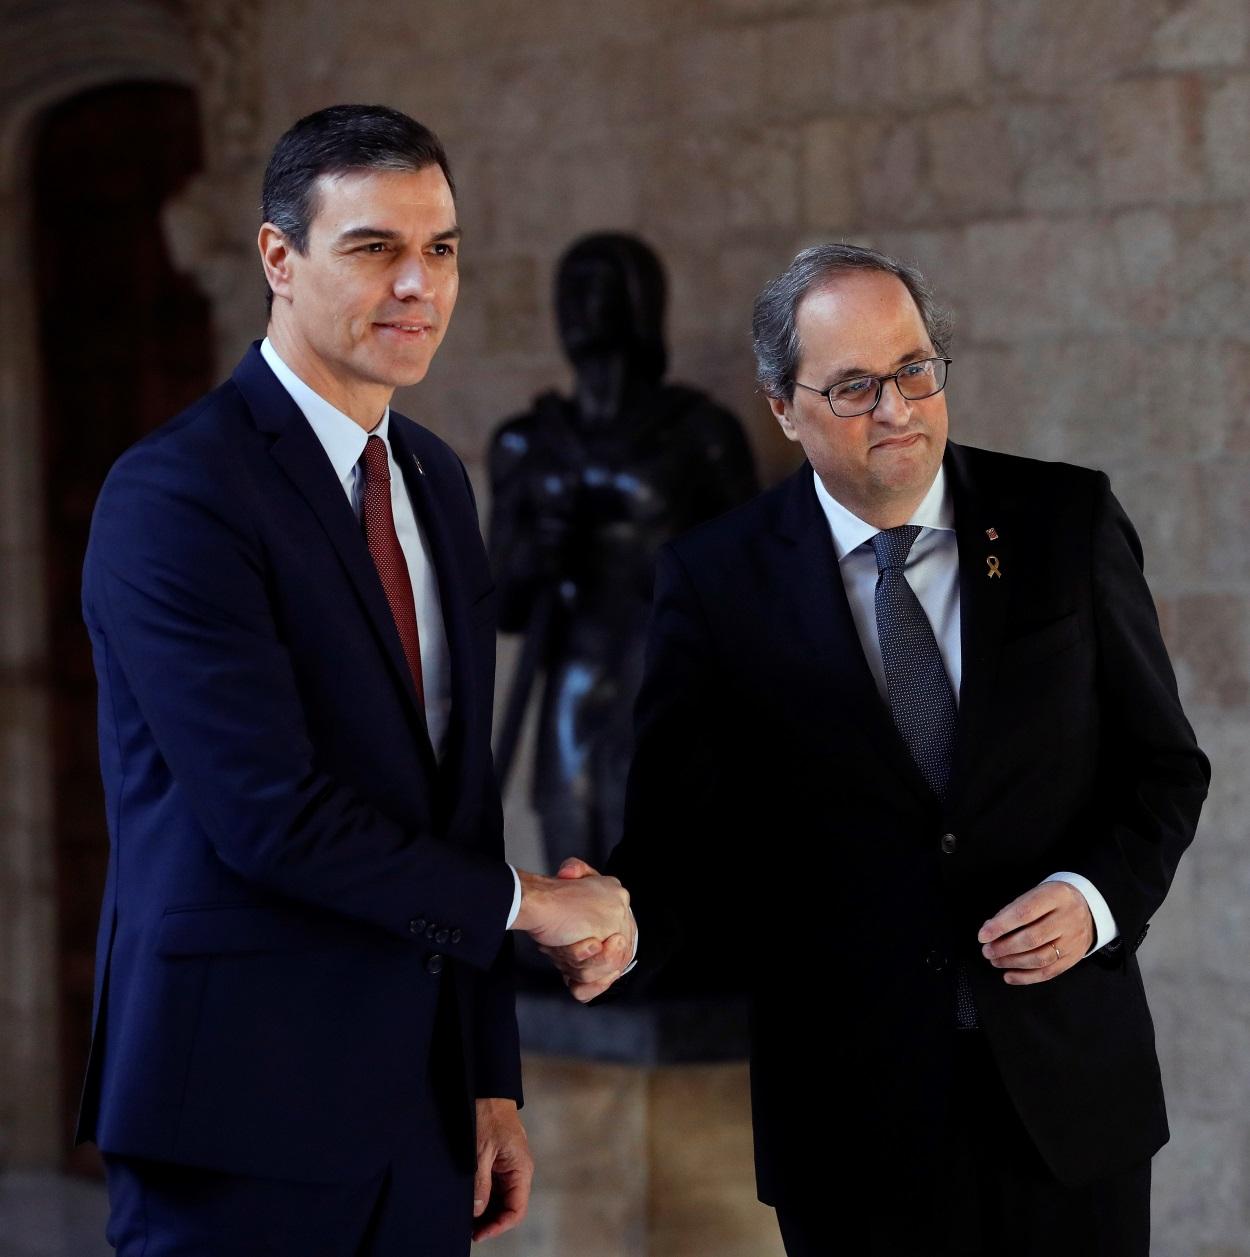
[{"xmin": 752, "ymin": 243, "xmax": 953, "ymax": 401}]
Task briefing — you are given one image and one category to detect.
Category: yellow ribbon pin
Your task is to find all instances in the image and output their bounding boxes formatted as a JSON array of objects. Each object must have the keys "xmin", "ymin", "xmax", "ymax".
[{"xmin": 986, "ymin": 555, "xmax": 1002, "ymax": 579}]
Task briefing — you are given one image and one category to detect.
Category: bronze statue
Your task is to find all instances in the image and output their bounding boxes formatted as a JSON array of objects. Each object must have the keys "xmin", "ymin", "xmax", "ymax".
[{"xmin": 489, "ymin": 233, "xmax": 758, "ymax": 875}]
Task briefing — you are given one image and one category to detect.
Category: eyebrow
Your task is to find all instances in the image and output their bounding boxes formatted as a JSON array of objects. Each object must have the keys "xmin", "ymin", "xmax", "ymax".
[
  {"xmin": 823, "ymin": 346, "xmax": 932, "ymax": 385},
  {"xmin": 335, "ymin": 225, "xmax": 463, "ymax": 246}
]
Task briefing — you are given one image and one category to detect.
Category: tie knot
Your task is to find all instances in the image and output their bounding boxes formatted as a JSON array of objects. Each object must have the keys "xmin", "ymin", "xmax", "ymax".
[
  {"xmin": 870, "ymin": 525, "xmax": 922, "ymax": 573},
  {"xmin": 362, "ymin": 433, "xmax": 390, "ymax": 482}
]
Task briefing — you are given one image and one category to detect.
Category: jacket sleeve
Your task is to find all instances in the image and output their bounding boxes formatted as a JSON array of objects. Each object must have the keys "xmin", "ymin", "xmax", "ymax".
[
  {"xmin": 1072, "ymin": 473, "xmax": 1210, "ymax": 963},
  {"xmin": 607, "ymin": 545, "xmax": 742, "ymax": 991},
  {"xmin": 85, "ymin": 440, "xmax": 515, "ymax": 969},
  {"xmin": 470, "ymin": 935, "xmax": 524, "ymax": 1104}
]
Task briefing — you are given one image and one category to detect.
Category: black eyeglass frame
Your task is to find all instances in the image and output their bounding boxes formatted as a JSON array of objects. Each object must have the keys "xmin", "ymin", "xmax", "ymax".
[{"xmin": 793, "ymin": 356, "xmax": 953, "ymax": 418}]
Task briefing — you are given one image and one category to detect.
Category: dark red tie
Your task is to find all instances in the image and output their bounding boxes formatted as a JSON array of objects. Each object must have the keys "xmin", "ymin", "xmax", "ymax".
[{"xmin": 361, "ymin": 434, "xmax": 425, "ymax": 707}]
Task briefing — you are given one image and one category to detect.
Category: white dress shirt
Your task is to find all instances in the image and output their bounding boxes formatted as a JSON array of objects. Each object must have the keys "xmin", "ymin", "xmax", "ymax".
[
  {"xmin": 811, "ymin": 467, "xmax": 1119, "ymax": 954},
  {"xmin": 260, "ymin": 338, "xmax": 523, "ymax": 927}
]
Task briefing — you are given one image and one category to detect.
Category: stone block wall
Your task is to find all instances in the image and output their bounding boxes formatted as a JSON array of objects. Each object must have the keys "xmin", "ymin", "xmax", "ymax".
[
  {"xmin": 215, "ymin": 5, "xmax": 1244, "ymax": 1251},
  {"xmin": 2, "ymin": 0, "xmax": 1246, "ymax": 1251}
]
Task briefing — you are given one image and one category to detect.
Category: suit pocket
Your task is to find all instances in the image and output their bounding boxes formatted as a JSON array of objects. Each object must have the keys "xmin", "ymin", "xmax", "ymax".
[
  {"xmin": 1000, "ymin": 611, "xmax": 1082, "ymax": 669},
  {"xmin": 156, "ymin": 903, "xmax": 374, "ymax": 957}
]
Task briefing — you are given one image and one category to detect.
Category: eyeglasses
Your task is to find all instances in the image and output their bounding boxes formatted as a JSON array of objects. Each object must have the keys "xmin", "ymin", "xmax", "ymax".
[{"xmin": 794, "ymin": 357, "xmax": 952, "ymax": 418}]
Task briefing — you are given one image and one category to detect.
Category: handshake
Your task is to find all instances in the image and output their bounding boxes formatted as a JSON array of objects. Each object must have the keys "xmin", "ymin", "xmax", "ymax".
[{"xmin": 512, "ymin": 858, "xmax": 636, "ymax": 1002}]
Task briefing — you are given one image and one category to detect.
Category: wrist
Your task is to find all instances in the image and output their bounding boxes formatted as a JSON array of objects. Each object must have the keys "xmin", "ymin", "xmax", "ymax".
[{"xmin": 511, "ymin": 869, "xmax": 554, "ymax": 933}]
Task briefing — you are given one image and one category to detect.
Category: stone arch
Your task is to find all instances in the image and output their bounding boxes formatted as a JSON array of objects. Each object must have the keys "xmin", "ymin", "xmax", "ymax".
[{"xmin": 0, "ymin": 0, "xmax": 198, "ymax": 1169}]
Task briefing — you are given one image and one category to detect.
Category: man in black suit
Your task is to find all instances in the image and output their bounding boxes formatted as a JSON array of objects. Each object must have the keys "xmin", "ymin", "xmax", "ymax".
[
  {"xmin": 549, "ymin": 244, "xmax": 1209, "ymax": 1255},
  {"xmin": 80, "ymin": 105, "xmax": 633, "ymax": 1256}
]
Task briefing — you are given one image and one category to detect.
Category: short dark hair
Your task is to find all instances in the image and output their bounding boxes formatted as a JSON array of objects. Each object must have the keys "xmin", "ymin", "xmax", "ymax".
[
  {"xmin": 261, "ymin": 104, "xmax": 455, "ymax": 309},
  {"xmin": 752, "ymin": 243, "xmax": 952, "ymax": 401}
]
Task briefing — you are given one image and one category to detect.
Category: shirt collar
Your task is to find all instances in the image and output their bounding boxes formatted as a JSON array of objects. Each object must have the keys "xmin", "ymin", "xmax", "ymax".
[
  {"xmin": 260, "ymin": 337, "xmax": 390, "ymax": 482},
  {"xmin": 812, "ymin": 461, "xmax": 954, "ymax": 562}
]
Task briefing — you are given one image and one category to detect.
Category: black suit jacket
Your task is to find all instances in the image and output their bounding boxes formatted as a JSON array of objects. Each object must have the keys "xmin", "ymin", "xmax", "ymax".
[
  {"xmin": 78, "ymin": 344, "xmax": 518, "ymax": 1182},
  {"xmin": 610, "ymin": 442, "xmax": 1209, "ymax": 1207}
]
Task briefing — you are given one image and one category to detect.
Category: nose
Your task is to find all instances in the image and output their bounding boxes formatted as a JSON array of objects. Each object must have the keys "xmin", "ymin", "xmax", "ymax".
[
  {"xmin": 872, "ymin": 377, "xmax": 913, "ymax": 426},
  {"xmin": 393, "ymin": 256, "xmax": 434, "ymax": 301}
]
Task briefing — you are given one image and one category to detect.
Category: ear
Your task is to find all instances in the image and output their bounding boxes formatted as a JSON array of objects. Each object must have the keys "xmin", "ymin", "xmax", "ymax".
[
  {"xmin": 768, "ymin": 393, "xmax": 801, "ymax": 444},
  {"xmin": 258, "ymin": 223, "xmax": 295, "ymax": 302}
]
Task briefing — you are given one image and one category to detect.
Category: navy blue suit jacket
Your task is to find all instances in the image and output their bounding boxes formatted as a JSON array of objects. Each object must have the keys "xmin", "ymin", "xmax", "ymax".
[{"xmin": 77, "ymin": 344, "xmax": 519, "ymax": 1183}]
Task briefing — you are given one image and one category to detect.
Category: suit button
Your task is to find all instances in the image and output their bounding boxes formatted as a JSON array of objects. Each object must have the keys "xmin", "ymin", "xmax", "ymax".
[
  {"xmin": 409, "ymin": 918, "xmax": 426, "ymax": 935},
  {"xmin": 450, "ymin": 928, "xmax": 462, "ymax": 944},
  {"xmin": 426, "ymin": 924, "xmax": 438, "ymax": 940},
  {"xmin": 925, "ymin": 948, "xmax": 947, "ymax": 972},
  {"xmin": 940, "ymin": 833, "xmax": 958, "ymax": 854},
  {"xmin": 435, "ymin": 928, "xmax": 449, "ymax": 945},
  {"xmin": 426, "ymin": 954, "xmax": 444, "ymax": 975}
]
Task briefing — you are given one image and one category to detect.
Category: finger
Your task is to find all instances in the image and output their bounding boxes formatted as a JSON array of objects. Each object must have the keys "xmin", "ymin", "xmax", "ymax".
[
  {"xmin": 550, "ymin": 934, "xmax": 630, "ymax": 980},
  {"xmin": 978, "ymin": 885, "xmax": 1063, "ymax": 944},
  {"xmin": 553, "ymin": 951, "xmax": 624, "ymax": 981},
  {"xmin": 556, "ymin": 857, "xmax": 598, "ymax": 880},
  {"xmin": 569, "ymin": 974, "xmax": 621, "ymax": 1002},
  {"xmin": 1002, "ymin": 954, "xmax": 1076, "ymax": 985},
  {"xmin": 473, "ymin": 1145, "xmax": 494, "ymax": 1218},
  {"xmin": 473, "ymin": 1195, "xmax": 522, "ymax": 1240},
  {"xmin": 981, "ymin": 913, "xmax": 1061, "ymax": 961},
  {"xmin": 593, "ymin": 932, "xmax": 630, "ymax": 968},
  {"xmin": 988, "ymin": 939, "xmax": 1065, "ymax": 970},
  {"xmin": 473, "ymin": 1168, "xmax": 532, "ymax": 1241},
  {"xmin": 539, "ymin": 936, "xmax": 604, "ymax": 963}
]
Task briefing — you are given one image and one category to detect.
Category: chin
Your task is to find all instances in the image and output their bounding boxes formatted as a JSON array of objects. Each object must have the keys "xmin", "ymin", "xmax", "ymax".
[{"xmin": 372, "ymin": 355, "xmax": 435, "ymax": 389}]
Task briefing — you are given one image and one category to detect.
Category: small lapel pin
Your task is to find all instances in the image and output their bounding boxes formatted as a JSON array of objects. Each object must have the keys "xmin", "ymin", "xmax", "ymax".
[
  {"xmin": 985, "ymin": 527, "xmax": 999, "ymax": 541},
  {"xmin": 412, "ymin": 455, "xmax": 425, "ymax": 476},
  {"xmin": 986, "ymin": 555, "xmax": 1002, "ymax": 579}
]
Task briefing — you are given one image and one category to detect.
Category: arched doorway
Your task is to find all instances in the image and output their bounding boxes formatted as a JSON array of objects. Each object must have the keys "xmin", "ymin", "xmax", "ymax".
[{"xmin": 31, "ymin": 80, "xmax": 212, "ymax": 1171}]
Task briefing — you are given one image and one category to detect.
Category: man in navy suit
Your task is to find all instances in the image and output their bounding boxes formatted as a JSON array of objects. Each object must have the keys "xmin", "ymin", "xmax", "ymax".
[
  {"xmin": 79, "ymin": 104, "xmax": 633, "ymax": 1256},
  {"xmin": 550, "ymin": 245, "xmax": 1209, "ymax": 1254}
]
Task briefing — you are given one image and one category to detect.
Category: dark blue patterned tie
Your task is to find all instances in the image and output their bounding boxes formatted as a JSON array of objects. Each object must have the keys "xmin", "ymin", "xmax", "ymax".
[
  {"xmin": 870, "ymin": 526, "xmax": 977, "ymax": 1028},
  {"xmin": 870, "ymin": 526, "xmax": 956, "ymax": 798}
]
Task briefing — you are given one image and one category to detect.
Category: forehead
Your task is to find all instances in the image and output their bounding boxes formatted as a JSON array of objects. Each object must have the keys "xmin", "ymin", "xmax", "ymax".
[
  {"xmin": 307, "ymin": 165, "xmax": 456, "ymax": 235},
  {"xmin": 795, "ymin": 271, "xmax": 930, "ymax": 374}
]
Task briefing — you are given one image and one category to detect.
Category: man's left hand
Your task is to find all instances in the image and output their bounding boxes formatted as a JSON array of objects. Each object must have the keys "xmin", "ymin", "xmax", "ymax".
[
  {"xmin": 978, "ymin": 881, "xmax": 1095, "ymax": 985},
  {"xmin": 473, "ymin": 1098, "xmax": 533, "ymax": 1241}
]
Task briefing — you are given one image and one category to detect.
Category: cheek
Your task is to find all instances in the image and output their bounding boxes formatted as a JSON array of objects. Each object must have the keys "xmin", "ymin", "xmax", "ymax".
[
  {"xmin": 814, "ymin": 426, "xmax": 860, "ymax": 468},
  {"xmin": 441, "ymin": 273, "xmax": 459, "ymax": 315}
]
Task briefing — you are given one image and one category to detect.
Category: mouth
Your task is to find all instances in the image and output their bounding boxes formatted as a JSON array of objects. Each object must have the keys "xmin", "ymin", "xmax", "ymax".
[
  {"xmin": 871, "ymin": 432, "xmax": 923, "ymax": 451},
  {"xmin": 375, "ymin": 321, "xmax": 434, "ymax": 337}
]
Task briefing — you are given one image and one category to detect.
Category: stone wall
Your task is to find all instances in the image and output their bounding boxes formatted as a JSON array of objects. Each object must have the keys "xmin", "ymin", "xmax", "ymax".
[
  {"xmin": 2, "ymin": 0, "xmax": 1246, "ymax": 1252},
  {"xmin": 0, "ymin": 0, "xmax": 198, "ymax": 1171}
]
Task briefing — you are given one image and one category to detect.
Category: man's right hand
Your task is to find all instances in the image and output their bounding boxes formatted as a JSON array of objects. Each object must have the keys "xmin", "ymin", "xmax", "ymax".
[
  {"xmin": 528, "ymin": 859, "xmax": 636, "ymax": 1002},
  {"xmin": 511, "ymin": 865, "xmax": 631, "ymax": 952}
]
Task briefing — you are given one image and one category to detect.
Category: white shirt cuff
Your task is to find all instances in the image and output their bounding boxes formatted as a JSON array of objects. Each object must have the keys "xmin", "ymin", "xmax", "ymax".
[
  {"xmin": 1045, "ymin": 871, "xmax": 1119, "ymax": 953},
  {"xmin": 621, "ymin": 913, "xmax": 639, "ymax": 975},
  {"xmin": 505, "ymin": 864, "xmax": 522, "ymax": 929}
]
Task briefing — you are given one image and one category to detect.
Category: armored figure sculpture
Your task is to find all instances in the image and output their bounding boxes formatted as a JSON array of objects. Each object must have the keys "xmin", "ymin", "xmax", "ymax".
[{"xmin": 490, "ymin": 233, "xmax": 757, "ymax": 874}]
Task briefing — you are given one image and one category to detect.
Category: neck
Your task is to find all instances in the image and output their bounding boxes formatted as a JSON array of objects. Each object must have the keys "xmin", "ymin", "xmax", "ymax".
[
  {"xmin": 818, "ymin": 479, "xmax": 934, "ymax": 532},
  {"xmin": 267, "ymin": 322, "xmax": 390, "ymax": 431},
  {"xmin": 859, "ymin": 496, "xmax": 929, "ymax": 531}
]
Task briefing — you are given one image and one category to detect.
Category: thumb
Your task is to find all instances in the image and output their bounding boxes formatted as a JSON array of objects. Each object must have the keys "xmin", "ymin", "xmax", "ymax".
[
  {"xmin": 473, "ymin": 1146, "xmax": 493, "ymax": 1217},
  {"xmin": 557, "ymin": 857, "xmax": 598, "ymax": 880}
]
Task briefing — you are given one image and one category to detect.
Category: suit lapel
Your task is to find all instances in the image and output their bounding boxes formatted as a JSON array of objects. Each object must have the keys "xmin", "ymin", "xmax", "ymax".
[
  {"xmin": 232, "ymin": 346, "xmax": 437, "ymax": 771},
  {"xmin": 388, "ymin": 421, "xmax": 477, "ymax": 807},
  {"xmin": 770, "ymin": 468, "xmax": 934, "ymax": 807},
  {"xmin": 945, "ymin": 442, "xmax": 1011, "ymax": 806}
]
